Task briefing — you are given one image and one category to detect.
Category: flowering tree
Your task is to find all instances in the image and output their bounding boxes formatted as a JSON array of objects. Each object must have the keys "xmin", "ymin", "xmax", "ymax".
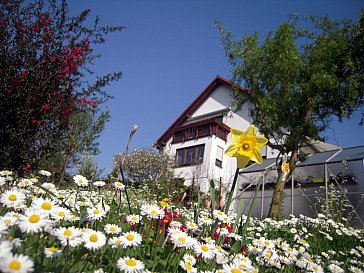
[
  {"xmin": 218, "ymin": 12, "xmax": 364, "ymax": 218},
  {"xmin": 113, "ymin": 147, "xmax": 184, "ymax": 200},
  {"xmin": 0, "ymin": 0, "xmax": 123, "ymax": 174}
]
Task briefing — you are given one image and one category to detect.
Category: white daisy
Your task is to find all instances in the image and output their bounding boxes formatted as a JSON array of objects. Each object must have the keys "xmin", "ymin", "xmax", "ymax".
[
  {"xmin": 50, "ymin": 207, "xmax": 72, "ymax": 221},
  {"xmin": 179, "ymin": 261, "xmax": 197, "ymax": 273},
  {"xmin": 44, "ymin": 246, "xmax": 62, "ymax": 258},
  {"xmin": 0, "ymin": 240, "xmax": 13, "ymax": 256},
  {"xmin": 140, "ymin": 204, "xmax": 164, "ymax": 219},
  {"xmin": 194, "ymin": 242, "xmax": 216, "ymax": 260},
  {"xmin": 200, "ymin": 216, "xmax": 213, "ymax": 226},
  {"xmin": 119, "ymin": 231, "xmax": 142, "ymax": 248},
  {"xmin": 114, "ymin": 181, "xmax": 125, "ymax": 190},
  {"xmin": 18, "ymin": 209, "xmax": 49, "ymax": 234},
  {"xmin": 183, "ymin": 254, "xmax": 196, "ymax": 265},
  {"xmin": 53, "ymin": 226, "xmax": 83, "ymax": 247},
  {"xmin": 31, "ymin": 198, "xmax": 58, "ymax": 215},
  {"xmin": 73, "ymin": 174, "xmax": 89, "ymax": 187},
  {"xmin": 213, "ymin": 210, "xmax": 227, "ymax": 221},
  {"xmin": 17, "ymin": 178, "xmax": 34, "ymax": 188},
  {"xmin": 108, "ymin": 236, "xmax": 123, "ymax": 248},
  {"xmin": 39, "ymin": 170, "xmax": 52, "ymax": 177},
  {"xmin": 82, "ymin": 230, "xmax": 106, "ymax": 251},
  {"xmin": 126, "ymin": 214, "xmax": 140, "ymax": 225},
  {"xmin": 104, "ymin": 224, "xmax": 122, "ymax": 234},
  {"xmin": 93, "ymin": 181, "xmax": 106, "ymax": 187},
  {"xmin": 0, "ymin": 253, "xmax": 34, "ymax": 273},
  {"xmin": 329, "ymin": 264, "xmax": 344, "ymax": 273},
  {"xmin": 185, "ymin": 221, "xmax": 199, "ymax": 232},
  {"xmin": 169, "ymin": 230, "xmax": 196, "ymax": 250},
  {"xmin": 87, "ymin": 207, "xmax": 107, "ymax": 221},
  {"xmin": 117, "ymin": 257, "xmax": 145, "ymax": 272},
  {"xmin": 1, "ymin": 189, "xmax": 26, "ymax": 208}
]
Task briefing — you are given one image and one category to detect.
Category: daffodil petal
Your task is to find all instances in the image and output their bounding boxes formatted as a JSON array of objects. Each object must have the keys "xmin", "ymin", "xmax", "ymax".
[
  {"xmin": 246, "ymin": 125, "xmax": 257, "ymax": 136},
  {"xmin": 225, "ymin": 143, "xmax": 240, "ymax": 156},
  {"xmin": 230, "ymin": 128, "xmax": 244, "ymax": 143},
  {"xmin": 252, "ymin": 149, "xmax": 264, "ymax": 164},
  {"xmin": 237, "ymin": 155, "xmax": 250, "ymax": 169},
  {"xmin": 255, "ymin": 136, "xmax": 268, "ymax": 148}
]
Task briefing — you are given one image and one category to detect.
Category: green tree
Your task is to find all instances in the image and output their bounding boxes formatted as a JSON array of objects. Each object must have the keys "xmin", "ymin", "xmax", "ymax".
[
  {"xmin": 217, "ymin": 12, "xmax": 363, "ymax": 218},
  {"xmin": 0, "ymin": 0, "xmax": 123, "ymax": 174}
]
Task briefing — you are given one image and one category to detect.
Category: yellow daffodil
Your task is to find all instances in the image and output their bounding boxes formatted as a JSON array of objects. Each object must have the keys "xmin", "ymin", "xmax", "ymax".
[{"xmin": 225, "ymin": 125, "xmax": 268, "ymax": 169}]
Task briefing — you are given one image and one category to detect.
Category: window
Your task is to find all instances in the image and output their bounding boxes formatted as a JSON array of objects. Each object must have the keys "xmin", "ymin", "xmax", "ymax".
[
  {"xmin": 172, "ymin": 118, "xmax": 230, "ymax": 143},
  {"xmin": 215, "ymin": 146, "xmax": 223, "ymax": 168},
  {"xmin": 176, "ymin": 144, "xmax": 205, "ymax": 166}
]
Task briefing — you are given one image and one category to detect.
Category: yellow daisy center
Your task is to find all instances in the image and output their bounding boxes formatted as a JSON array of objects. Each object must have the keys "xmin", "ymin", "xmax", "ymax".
[
  {"xmin": 58, "ymin": 211, "xmax": 65, "ymax": 217},
  {"xmin": 201, "ymin": 245, "xmax": 209, "ymax": 252},
  {"xmin": 8, "ymin": 194, "xmax": 17, "ymax": 201},
  {"xmin": 115, "ymin": 239, "xmax": 121, "ymax": 245},
  {"xmin": 178, "ymin": 237, "xmax": 186, "ymax": 243},
  {"xmin": 41, "ymin": 202, "xmax": 52, "ymax": 210},
  {"xmin": 49, "ymin": 247, "xmax": 58, "ymax": 252},
  {"xmin": 232, "ymin": 269, "xmax": 242, "ymax": 273},
  {"xmin": 29, "ymin": 214, "xmax": 40, "ymax": 223},
  {"xmin": 126, "ymin": 234, "xmax": 135, "ymax": 241},
  {"xmin": 90, "ymin": 234, "xmax": 98, "ymax": 242},
  {"xmin": 110, "ymin": 226, "xmax": 116, "ymax": 232},
  {"xmin": 151, "ymin": 210, "xmax": 158, "ymax": 215},
  {"xmin": 9, "ymin": 260, "xmax": 21, "ymax": 270},
  {"xmin": 185, "ymin": 264, "xmax": 193, "ymax": 270},
  {"xmin": 93, "ymin": 209, "xmax": 100, "ymax": 214},
  {"xmin": 125, "ymin": 259, "xmax": 137, "ymax": 267},
  {"xmin": 64, "ymin": 229, "xmax": 72, "ymax": 237},
  {"xmin": 132, "ymin": 216, "xmax": 138, "ymax": 220}
]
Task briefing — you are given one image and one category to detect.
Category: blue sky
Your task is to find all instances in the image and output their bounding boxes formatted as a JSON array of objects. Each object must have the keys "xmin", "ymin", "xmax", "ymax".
[{"xmin": 69, "ymin": 1, "xmax": 363, "ymax": 175}]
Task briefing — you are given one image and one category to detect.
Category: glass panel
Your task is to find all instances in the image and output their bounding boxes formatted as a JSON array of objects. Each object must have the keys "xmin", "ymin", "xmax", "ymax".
[
  {"xmin": 176, "ymin": 149, "xmax": 184, "ymax": 166},
  {"xmin": 216, "ymin": 146, "xmax": 223, "ymax": 161},
  {"xmin": 174, "ymin": 131, "xmax": 184, "ymax": 142},
  {"xmin": 185, "ymin": 147, "xmax": 195, "ymax": 165},
  {"xmin": 196, "ymin": 145, "xmax": 205, "ymax": 164}
]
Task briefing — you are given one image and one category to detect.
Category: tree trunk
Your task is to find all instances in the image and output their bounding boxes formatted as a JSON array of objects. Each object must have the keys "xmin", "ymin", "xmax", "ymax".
[{"xmin": 268, "ymin": 146, "xmax": 299, "ymax": 218}]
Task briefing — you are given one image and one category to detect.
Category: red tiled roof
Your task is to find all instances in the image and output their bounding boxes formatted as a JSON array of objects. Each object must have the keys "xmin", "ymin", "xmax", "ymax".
[{"xmin": 155, "ymin": 75, "xmax": 247, "ymax": 148}]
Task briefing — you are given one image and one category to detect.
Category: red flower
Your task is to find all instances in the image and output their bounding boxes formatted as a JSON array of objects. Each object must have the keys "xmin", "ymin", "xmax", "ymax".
[
  {"xmin": 21, "ymin": 71, "xmax": 27, "ymax": 77},
  {"xmin": 25, "ymin": 164, "xmax": 31, "ymax": 170},
  {"xmin": 42, "ymin": 104, "xmax": 50, "ymax": 110},
  {"xmin": 82, "ymin": 38, "xmax": 89, "ymax": 43}
]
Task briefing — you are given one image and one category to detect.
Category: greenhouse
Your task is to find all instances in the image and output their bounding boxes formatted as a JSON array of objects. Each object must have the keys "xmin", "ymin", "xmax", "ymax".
[{"xmin": 237, "ymin": 145, "xmax": 364, "ymax": 227}]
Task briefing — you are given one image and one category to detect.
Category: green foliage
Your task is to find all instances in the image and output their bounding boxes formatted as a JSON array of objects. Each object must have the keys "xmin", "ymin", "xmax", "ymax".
[
  {"xmin": 217, "ymin": 12, "xmax": 363, "ymax": 153},
  {"xmin": 0, "ymin": 0, "xmax": 123, "ymax": 173},
  {"xmin": 77, "ymin": 154, "xmax": 104, "ymax": 181},
  {"xmin": 217, "ymin": 12, "xmax": 364, "ymax": 217}
]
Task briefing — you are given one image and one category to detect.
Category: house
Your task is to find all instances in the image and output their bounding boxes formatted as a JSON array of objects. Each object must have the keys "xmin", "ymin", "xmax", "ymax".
[
  {"xmin": 155, "ymin": 75, "xmax": 363, "ymax": 223},
  {"xmin": 155, "ymin": 75, "xmax": 280, "ymax": 194}
]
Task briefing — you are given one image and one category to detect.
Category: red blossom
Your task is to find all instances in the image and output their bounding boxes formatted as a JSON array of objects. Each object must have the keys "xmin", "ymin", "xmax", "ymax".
[
  {"xmin": 25, "ymin": 164, "xmax": 31, "ymax": 170},
  {"xmin": 81, "ymin": 37, "xmax": 89, "ymax": 43},
  {"xmin": 21, "ymin": 71, "xmax": 27, "ymax": 77},
  {"xmin": 42, "ymin": 104, "xmax": 50, "ymax": 110},
  {"xmin": 12, "ymin": 78, "xmax": 21, "ymax": 85}
]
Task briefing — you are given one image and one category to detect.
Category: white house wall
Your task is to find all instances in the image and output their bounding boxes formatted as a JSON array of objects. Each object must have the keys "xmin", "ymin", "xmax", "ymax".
[
  {"xmin": 163, "ymin": 83, "xmax": 281, "ymax": 195},
  {"xmin": 191, "ymin": 85, "xmax": 234, "ymax": 118}
]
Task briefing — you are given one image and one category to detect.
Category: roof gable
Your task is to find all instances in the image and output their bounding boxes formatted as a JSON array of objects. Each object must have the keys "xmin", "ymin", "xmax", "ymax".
[{"xmin": 155, "ymin": 75, "xmax": 247, "ymax": 148}]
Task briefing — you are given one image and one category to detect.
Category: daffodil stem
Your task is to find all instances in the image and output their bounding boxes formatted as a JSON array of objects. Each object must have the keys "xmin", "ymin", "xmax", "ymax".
[{"xmin": 224, "ymin": 167, "xmax": 239, "ymax": 214}]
